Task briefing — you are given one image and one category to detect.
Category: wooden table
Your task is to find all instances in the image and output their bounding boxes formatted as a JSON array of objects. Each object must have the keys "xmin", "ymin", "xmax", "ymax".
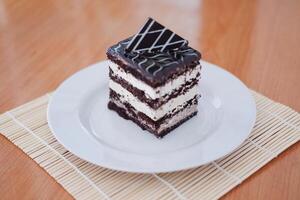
[{"xmin": 0, "ymin": 0, "xmax": 299, "ymax": 199}]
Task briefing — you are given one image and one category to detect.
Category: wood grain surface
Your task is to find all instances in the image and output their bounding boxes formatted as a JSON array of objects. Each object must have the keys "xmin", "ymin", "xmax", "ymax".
[{"xmin": 0, "ymin": 0, "xmax": 299, "ymax": 199}]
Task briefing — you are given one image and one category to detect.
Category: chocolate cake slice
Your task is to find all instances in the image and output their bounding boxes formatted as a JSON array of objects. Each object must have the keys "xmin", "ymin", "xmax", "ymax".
[{"xmin": 107, "ymin": 18, "xmax": 201, "ymax": 138}]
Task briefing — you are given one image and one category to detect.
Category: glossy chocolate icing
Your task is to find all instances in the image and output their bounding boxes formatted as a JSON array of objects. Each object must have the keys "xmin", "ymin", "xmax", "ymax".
[{"xmin": 107, "ymin": 37, "xmax": 201, "ymax": 88}]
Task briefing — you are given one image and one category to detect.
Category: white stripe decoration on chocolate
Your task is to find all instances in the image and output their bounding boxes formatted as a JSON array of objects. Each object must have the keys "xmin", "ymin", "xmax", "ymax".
[
  {"xmin": 148, "ymin": 27, "xmax": 166, "ymax": 52},
  {"xmin": 131, "ymin": 19, "xmax": 155, "ymax": 52},
  {"xmin": 161, "ymin": 32, "xmax": 175, "ymax": 52},
  {"xmin": 126, "ymin": 17, "xmax": 188, "ymax": 52},
  {"xmin": 113, "ymin": 39, "xmax": 199, "ymax": 76},
  {"xmin": 111, "ymin": 19, "xmax": 200, "ymax": 76}
]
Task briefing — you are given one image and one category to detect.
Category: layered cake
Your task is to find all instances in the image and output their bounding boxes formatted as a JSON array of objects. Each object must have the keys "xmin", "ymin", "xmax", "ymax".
[{"xmin": 107, "ymin": 18, "xmax": 201, "ymax": 138}]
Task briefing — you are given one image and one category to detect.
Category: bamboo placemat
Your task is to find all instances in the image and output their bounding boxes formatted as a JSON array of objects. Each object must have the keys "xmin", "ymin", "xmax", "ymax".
[{"xmin": 0, "ymin": 91, "xmax": 299, "ymax": 200}]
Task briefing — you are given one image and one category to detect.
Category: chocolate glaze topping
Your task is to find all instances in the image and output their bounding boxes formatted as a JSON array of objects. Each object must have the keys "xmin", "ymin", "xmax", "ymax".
[{"xmin": 107, "ymin": 37, "xmax": 201, "ymax": 87}]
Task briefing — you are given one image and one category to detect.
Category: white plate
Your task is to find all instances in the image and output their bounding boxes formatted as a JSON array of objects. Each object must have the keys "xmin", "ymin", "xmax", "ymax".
[{"xmin": 47, "ymin": 60, "xmax": 256, "ymax": 173}]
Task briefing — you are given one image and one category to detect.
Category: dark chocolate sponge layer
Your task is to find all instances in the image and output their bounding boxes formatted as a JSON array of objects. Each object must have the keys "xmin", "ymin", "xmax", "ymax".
[
  {"xmin": 108, "ymin": 101, "xmax": 197, "ymax": 138},
  {"xmin": 109, "ymin": 89, "xmax": 198, "ymax": 128}
]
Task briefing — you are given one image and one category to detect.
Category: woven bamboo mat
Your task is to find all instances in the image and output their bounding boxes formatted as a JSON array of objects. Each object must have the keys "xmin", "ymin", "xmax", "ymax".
[{"xmin": 0, "ymin": 90, "xmax": 299, "ymax": 200}]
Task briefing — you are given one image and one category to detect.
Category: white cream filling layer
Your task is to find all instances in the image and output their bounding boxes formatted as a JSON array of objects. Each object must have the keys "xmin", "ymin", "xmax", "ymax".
[
  {"xmin": 157, "ymin": 103, "xmax": 197, "ymax": 133},
  {"xmin": 109, "ymin": 80, "xmax": 198, "ymax": 121},
  {"xmin": 109, "ymin": 61, "xmax": 200, "ymax": 99},
  {"xmin": 111, "ymin": 98, "xmax": 197, "ymax": 134}
]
